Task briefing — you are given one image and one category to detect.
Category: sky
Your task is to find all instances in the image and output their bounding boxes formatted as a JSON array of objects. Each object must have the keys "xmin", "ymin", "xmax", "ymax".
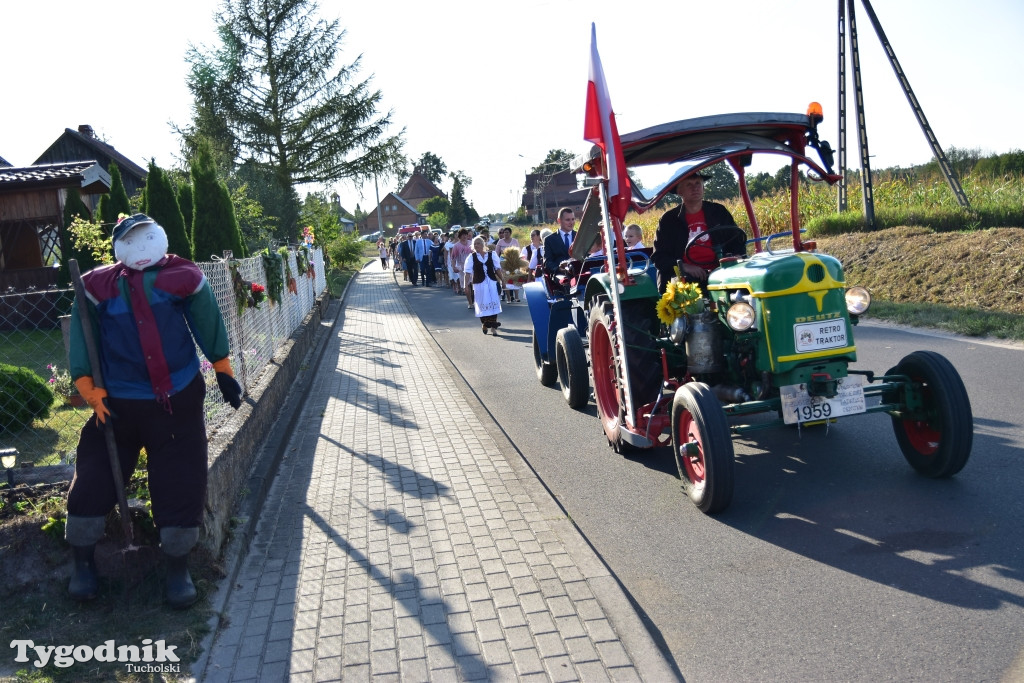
[{"xmin": 2, "ymin": 0, "xmax": 1022, "ymax": 219}]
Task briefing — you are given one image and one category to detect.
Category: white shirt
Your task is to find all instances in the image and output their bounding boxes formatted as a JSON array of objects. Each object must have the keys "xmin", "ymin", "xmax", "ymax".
[
  {"xmin": 526, "ymin": 243, "xmax": 543, "ymax": 270},
  {"xmin": 464, "ymin": 251, "xmax": 501, "ymax": 282}
]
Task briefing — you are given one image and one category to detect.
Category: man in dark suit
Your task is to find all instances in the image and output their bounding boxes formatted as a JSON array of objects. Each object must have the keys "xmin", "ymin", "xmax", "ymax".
[
  {"xmin": 399, "ymin": 235, "xmax": 418, "ymax": 284},
  {"xmin": 543, "ymin": 207, "xmax": 578, "ymax": 275}
]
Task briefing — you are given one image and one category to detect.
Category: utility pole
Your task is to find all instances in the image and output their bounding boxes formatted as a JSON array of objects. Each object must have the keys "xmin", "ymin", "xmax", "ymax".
[
  {"xmin": 374, "ymin": 174, "xmax": 384, "ymax": 235},
  {"xmin": 836, "ymin": 0, "xmax": 971, "ymax": 226}
]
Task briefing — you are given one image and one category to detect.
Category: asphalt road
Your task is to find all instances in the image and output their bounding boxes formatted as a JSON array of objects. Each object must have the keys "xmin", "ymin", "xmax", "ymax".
[{"xmin": 404, "ymin": 280, "xmax": 1024, "ymax": 683}]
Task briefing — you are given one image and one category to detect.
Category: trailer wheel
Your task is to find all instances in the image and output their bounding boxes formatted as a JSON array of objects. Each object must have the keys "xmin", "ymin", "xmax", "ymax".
[
  {"xmin": 555, "ymin": 326, "xmax": 589, "ymax": 409},
  {"xmin": 588, "ymin": 299, "xmax": 661, "ymax": 451},
  {"xmin": 533, "ymin": 330, "xmax": 556, "ymax": 386},
  {"xmin": 886, "ymin": 350, "xmax": 972, "ymax": 478},
  {"xmin": 671, "ymin": 383, "xmax": 735, "ymax": 513}
]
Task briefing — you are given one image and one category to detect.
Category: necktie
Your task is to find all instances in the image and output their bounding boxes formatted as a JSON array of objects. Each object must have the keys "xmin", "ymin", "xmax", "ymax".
[{"xmin": 563, "ymin": 232, "xmax": 571, "ymax": 250}]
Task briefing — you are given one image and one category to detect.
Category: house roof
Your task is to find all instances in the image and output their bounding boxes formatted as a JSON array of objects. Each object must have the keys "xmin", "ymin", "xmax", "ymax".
[
  {"xmin": 398, "ymin": 171, "xmax": 446, "ymax": 205},
  {"xmin": 0, "ymin": 161, "xmax": 111, "ymax": 194},
  {"xmin": 387, "ymin": 192, "xmax": 422, "ymax": 214},
  {"xmin": 35, "ymin": 127, "xmax": 147, "ymax": 182}
]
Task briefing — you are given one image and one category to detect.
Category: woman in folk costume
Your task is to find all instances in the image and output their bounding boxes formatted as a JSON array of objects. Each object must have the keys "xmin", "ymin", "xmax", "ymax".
[
  {"xmin": 464, "ymin": 235, "xmax": 505, "ymax": 334},
  {"xmin": 65, "ymin": 213, "xmax": 242, "ymax": 608}
]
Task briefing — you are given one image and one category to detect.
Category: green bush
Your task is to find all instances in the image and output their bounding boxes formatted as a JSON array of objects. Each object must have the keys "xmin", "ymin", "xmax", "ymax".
[
  {"xmin": 325, "ymin": 232, "xmax": 366, "ymax": 270},
  {"xmin": 0, "ymin": 364, "xmax": 52, "ymax": 433}
]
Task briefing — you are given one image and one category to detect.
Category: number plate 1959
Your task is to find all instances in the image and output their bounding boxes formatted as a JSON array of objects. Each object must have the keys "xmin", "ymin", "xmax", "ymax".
[{"xmin": 779, "ymin": 374, "xmax": 867, "ymax": 425}]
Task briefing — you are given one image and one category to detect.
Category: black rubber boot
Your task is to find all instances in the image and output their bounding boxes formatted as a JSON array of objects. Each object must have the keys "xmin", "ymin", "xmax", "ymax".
[
  {"xmin": 68, "ymin": 544, "xmax": 98, "ymax": 601},
  {"xmin": 161, "ymin": 526, "xmax": 199, "ymax": 609},
  {"xmin": 164, "ymin": 553, "xmax": 197, "ymax": 609}
]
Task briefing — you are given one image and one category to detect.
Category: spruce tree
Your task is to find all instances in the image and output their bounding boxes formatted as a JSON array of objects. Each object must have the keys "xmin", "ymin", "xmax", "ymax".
[
  {"xmin": 449, "ymin": 175, "xmax": 469, "ymax": 227},
  {"xmin": 191, "ymin": 142, "xmax": 245, "ymax": 261},
  {"xmin": 143, "ymin": 161, "xmax": 191, "ymax": 258},
  {"xmin": 98, "ymin": 163, "xmax": 131, "ymax": 233},
  {"xmin": 185, "ymin": 0, "xmax": 405, "ymax": 237},
  {"xmin": 178, "ymin": 183, "xmax": 194, "ymax": 238}
]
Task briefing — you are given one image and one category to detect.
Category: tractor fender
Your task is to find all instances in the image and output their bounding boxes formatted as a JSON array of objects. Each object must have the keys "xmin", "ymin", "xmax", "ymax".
[
  {"xmin": 582, "ymin": 271, "xmax": 659, "ymax": 313},
  {"xmin": 525, "ymin": 280, "xmax": 574, "ymax": 361}
]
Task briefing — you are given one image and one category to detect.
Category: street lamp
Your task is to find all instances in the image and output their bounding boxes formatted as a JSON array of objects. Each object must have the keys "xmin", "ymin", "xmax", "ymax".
[{"xmin": 1, "ymin": 448, "xmax": 17, "ymax": 490}]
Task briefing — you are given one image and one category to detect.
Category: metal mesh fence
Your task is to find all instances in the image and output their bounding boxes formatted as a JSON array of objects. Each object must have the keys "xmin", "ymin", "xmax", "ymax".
[{"xmin": 0, "ymin": 247, "xmax": 326, "ymax": 465}]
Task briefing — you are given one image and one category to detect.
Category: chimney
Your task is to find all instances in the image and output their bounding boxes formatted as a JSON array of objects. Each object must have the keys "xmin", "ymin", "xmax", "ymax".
[{"xmin": 78, "ymin": 125, "xmax": 95, "ymax": 138}]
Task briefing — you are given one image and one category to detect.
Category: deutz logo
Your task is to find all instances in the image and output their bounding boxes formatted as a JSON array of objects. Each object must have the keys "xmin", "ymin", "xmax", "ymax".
[{"xmin": 794, "ymin": 312, "xmax": 842, "ymax": 323}]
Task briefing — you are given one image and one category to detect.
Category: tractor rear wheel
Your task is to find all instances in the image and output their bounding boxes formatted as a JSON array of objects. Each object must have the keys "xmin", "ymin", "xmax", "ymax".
[
  {"xmin": 671, "ymin": 382, "xmax": 735, "ymax": 513},
  {"xmin": 886, "ymin": 350, "xmax": 972, "ymax": 477},
  {"xmin": 588, "ymin": 298, "xmax": 661, "ymax": 452}
]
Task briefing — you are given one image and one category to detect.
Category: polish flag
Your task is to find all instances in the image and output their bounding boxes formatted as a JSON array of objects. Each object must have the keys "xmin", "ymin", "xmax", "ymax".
[{"xmin": 584, "ymin": 23, "xmax": 630, "ymax": 222}]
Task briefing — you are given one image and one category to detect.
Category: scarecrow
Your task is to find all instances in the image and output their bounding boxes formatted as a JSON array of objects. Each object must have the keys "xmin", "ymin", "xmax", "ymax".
[{"xmin": 65, "ymin": 214, "xmax": 242, "ymax": 607}]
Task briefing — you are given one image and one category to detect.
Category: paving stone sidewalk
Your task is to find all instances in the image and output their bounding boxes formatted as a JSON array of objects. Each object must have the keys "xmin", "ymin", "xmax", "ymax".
[{"xmin": 198, "ymin": 262, "xmax": 675, "ymax": 681}]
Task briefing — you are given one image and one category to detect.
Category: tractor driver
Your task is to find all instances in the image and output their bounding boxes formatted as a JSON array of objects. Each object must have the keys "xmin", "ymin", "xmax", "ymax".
[{"xmin": 651, "ymin": 173, "xmax": 745, "ymax": 291}]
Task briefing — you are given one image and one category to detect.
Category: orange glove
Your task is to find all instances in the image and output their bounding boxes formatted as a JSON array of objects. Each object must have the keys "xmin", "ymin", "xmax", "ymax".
[
  {"xmin": 212, "ymin": 358, "xmax": 233, "ymax": 376},
  {"xmin": 74, "ymin": 376, "xmax": 111, "ymax": 425}
]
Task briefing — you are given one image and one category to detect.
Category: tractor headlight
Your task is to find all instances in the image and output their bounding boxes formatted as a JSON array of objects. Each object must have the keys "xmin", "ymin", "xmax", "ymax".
[
  {"xmin": 726, "ymin": 302, "xmax": 756, "ymax": 331},
  {"xmin": 845, "ymin": 286, "xmax": 871, "ymax": 316},
  {"xmin": 669, "ymin": 315, "xmax": 689, "ymax": 344}
]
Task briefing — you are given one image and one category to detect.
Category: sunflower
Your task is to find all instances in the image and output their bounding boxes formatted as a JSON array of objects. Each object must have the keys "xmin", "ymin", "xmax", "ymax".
[{"xmin": 656, "ymin": 278, "xmax": 705, "ymax": 325}]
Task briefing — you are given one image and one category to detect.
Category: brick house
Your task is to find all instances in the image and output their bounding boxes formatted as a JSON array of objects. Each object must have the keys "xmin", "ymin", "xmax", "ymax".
[
  {"xmin": 522, "ymin": 168, "xmax": 584, "ymax": 224},
  {"xmin": 357, "ymin": 168, "xmax": 446, "ymax": 235}
]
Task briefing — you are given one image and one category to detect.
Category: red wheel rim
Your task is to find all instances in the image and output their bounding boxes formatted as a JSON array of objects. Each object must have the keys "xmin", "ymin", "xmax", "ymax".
[
  {"xmin": 677, "ymin": 409, "xmax": 706, "ymax": 484},
  {"xmin": 902, "ymin": 377, "xmax": 940, "ymax": 455},
  {"xmin": 590, "ymin": 322, "xmax": 619, "ymax": 440},
  {"xmin": 902, "ymin": 419, "xmax": 940, "ymax": 455}
]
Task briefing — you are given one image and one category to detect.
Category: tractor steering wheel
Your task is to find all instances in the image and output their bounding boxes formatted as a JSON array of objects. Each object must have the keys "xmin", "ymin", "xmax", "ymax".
[{"xmin": 683, "ymin": 224, "xmax": 748, "ymax": 270}]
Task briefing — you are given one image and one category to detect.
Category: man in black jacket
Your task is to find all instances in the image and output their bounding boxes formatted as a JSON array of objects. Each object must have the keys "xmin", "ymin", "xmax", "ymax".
[
  {"xmin": 652, "ymin": 173, "xmax": 744, "ymax": 291},
  {"xmin": 543, "ymin": 207, "xmax": 578, "ymax": 275}
]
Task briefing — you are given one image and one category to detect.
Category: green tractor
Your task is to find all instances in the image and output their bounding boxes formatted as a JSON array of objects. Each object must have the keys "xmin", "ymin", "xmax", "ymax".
[{"xmin": 535, "ymin": 108, "xmax": 972, "ymax": 514}]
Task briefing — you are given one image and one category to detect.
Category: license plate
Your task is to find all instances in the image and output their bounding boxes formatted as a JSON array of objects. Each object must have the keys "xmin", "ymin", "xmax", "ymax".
[{"xmin": 779, "ymin": 374, "xmax": 866, "ymax": 425}]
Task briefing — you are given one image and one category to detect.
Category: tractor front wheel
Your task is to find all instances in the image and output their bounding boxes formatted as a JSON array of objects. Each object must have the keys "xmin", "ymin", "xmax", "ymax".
[
  {"xmin": 533, "ymin": 330, "xmax": 556, "ymax": 386},
  {"xmin": 886, "ymin": 350, "xmax": 972, "ymax": 478},
  {"xmin": 555, "ymin": 326, "xmax": 589, "ymax": 409},
  {"xmin": 671, "ymin": 383, "xmax": 735, "ymax": 513}
]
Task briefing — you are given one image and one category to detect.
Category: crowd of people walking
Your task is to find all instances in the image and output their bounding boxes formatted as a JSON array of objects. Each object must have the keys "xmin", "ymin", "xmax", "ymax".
[{"xmin": 381, "ymin": 224, "xmax": 552, "ymax": 336}]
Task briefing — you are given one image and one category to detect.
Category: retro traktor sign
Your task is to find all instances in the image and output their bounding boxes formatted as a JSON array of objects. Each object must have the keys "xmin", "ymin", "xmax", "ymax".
[{"xmin": 10, "ymin": 639, "xmax": 181, "ymax": 673}]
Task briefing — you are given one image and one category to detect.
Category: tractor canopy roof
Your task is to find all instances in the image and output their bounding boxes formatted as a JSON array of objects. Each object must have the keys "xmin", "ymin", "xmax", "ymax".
[
  {"xmin": 585, "ymin": 111, "xmax": 841, "ymax": 213},
  {"xmin": 574, "ymin": 111, "xmax": 841, "ymax": 256}
]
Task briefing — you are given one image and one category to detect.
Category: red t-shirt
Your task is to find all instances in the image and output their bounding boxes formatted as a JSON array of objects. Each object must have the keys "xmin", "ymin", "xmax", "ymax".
[{"xmin": 683, "ymin": 209, "xmax": 715, "ymax": 267}]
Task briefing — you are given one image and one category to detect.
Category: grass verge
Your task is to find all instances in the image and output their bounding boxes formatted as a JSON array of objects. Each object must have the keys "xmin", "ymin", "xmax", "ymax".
[{"xmin": 864, "ymin": 301, "xmax": 1024, "ymax": 342}]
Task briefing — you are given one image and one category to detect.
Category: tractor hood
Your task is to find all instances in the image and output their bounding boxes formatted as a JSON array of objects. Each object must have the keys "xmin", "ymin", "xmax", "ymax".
[{"xmin": 709, "ymin": 250, "xmax": 847, "ymax": 298}]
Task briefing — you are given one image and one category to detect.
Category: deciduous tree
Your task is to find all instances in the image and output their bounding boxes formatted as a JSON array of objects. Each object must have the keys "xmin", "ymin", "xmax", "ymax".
[{"xmin": 412, "ymin": 152, "xmax": 446, "ymax": 184}]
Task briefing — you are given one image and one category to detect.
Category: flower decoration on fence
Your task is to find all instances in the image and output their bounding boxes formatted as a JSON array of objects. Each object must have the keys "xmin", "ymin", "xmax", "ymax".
[
  {"xmin": 297, "ymin": 246, "xmax": 315, "ymax": 279},
  {"xmin": 302, "ymin": 225, "xmax": 315, "ymax": 248},
  {"xmin": 46, "ymin": 364, "xmax": 75, "ymax": 400},
  {"xmin": 230, "ymin": 262, "xmax": 266, "ymax": 315},
  {"xmin": 261, "ymin": 248, "xmax": 284, "ymax": 305},
  {"xmin": 656, "ymin": 278, "xmax": 705, "ymax": 325},
  {"xmin": 280, "ymin": 246, "xmax": 298, "ymax": 294}
]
